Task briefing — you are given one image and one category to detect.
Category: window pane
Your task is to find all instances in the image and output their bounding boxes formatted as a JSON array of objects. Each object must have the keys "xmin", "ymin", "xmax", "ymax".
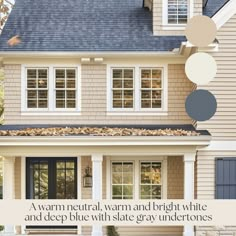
[
  {"xmin": 28, "ymin": 90, "xmax": 37, "ymax": 99},
  {"xmin": 113, "ymin": 80, "xmax": 122, "ymax": 88},
  {"xmin": 56, "ymin": 69, "xmax": 65, "ymax": 78},
  {"xmin": 113, "ymin": 90, "xmax": 122, "ymax": 99},
  {"xmin": 38, "ymin": 100, "xmax": 48, "ymax": 108},
  {"xmin": 56, "ymin": 79, "xmax": 65, "ymax": 88},
  {"xmin": 141, "ymin": 80, "xmax": 151, "ymax": 88},
  {"xmin": 56, "ymin": 100, "xmax": 65, "ymax": 108},
  {"xmin": 38, "ymin": 69, "xmax": 47, "ymax": 79},
  {"xmin": 152, "ymin": 70, "xmax": 161, "ymax": 79},
  {"xmin": 140, "ymin": 162, "xmax": 162, "ymax": 199},
  {"xmin": 67, "ymin": 79, "xmax": 76, "ymax": 88},
  {"xmin": 141, "ymin": 70, "xmax": 151, "ymax": 79},
  {"xmin": 112, "ymin": 162, "xmax": 134, "ymax": 199},
  {"xmin": 67, "ymin": 100, "xmax": 76, "ymax": 108},
  {"xmin": 124, "ymin": 69, "xmax": 133, "ymax": 79},
  {"xmin": 152, "ymin": 80, "xmax": 161, "ymax": 88},
  {"xmin": 141, "ymin": 100, "xmax": 151, "ymax": 108},
  {"xmin": 67, "ymin": 91, "xmax": 76, "ymax": 99},
  {"xmin": 66, "ymin": 69, "xmax": 76, "ymax": 78},
  {"xmin": 38, "ymin": 90, "xmax": 48, "ymax": 99},
  {"xmin": 56, "ymin": 90, "xmax": 65, "ymax": 99},
  {"xmin": 27, "ymin": 69, "xmax": 37, "ymax": 79},
  {"xmin": 124, "ymin": 100, "xmax": 133, "ymax": 108},
  {"xmin": 124, "ymin": 90, "xmax": 133, "ymax": 99},
  {"xmin": 38, "ymin": 79, "xmax": 47, "ymax": 88},
  {"xmin": 27, "ymin": 79, "xmax": 37, "ymax": 88},
  {"xmin": 113, "ymin": 69, "xmax": 122, "ymax": 79},
  {"xmin": 152, "ymin": 100, "xmax": 161, "ymax": 108},
  {"xmin": 141, "ymin": 90, "xmax": 151, "ymax": 99},
  {"xmin": 113, "ymin": 100, "xmax": 122, "ymax": 108},
  {"xmin": 28, "ymin": 100, "xmax": 37, "ymax": 108},
  {"xmin": 124, "ymin": 80, "xmax": 133, "ymax": 88}
]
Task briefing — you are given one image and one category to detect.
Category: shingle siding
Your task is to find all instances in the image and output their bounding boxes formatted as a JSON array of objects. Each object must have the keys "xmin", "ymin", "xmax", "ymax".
[{"xmin": 3, "ymin": 63, "xmax": 193, "ymax": 125}]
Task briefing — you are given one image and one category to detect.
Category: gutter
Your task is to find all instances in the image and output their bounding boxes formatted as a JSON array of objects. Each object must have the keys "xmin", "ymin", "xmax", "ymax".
[{"xmin": 0, "ymin": 135, "xmax": 212, "ymax": 147}]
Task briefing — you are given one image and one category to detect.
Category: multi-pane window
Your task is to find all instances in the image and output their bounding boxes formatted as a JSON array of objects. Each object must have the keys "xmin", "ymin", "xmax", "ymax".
[
  {"xmin": 27, "ymin": 68, "xmax": 48, "ymax": 108},
  {"xmin": 140, "ymin": 162, "xmax": 162, "ymax": 199},
  {"xmin": 111, "ymin": 162, "xmax": 134, "ymax": 199},
  {"xmin": 141, "ymin": 69, "xmax": 162, "ymax": 109},
  {"xmin": 112, "ymin": 68, "xmax": 134, "ymax": 109},
  {"xmin": 55, "ymin": 68, "xmax": 77, "ymax": 109},
  {"xmin": 168, "ymin": 0, "xmax": 188, "ymax": 24}
]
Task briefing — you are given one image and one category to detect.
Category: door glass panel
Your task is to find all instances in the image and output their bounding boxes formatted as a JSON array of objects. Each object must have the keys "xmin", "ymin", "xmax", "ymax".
[
  {"xmin": 56, "ymin": 160, "xmax": 76, "ymax": 199},
  {"xmin": 30, "ymin": 160, "xmax": 49, "ymax": 199}
]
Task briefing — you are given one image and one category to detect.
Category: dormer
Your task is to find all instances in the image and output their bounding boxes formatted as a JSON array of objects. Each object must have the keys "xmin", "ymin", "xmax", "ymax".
[{"xmin": 151, "ymin": 0, "xmax": 203, "ymax": 35}]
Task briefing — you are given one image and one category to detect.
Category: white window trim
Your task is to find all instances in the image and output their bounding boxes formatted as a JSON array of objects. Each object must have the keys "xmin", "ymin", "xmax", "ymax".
[
  {"xmin": 106, "ymin": 156, "xmax": 168, "ymax": 200},
  {"xmin": 162, "ymin": 0, "xmax": 193, "ymax": 30},
  {"xmin": 107, "ymin": 64, "xmax": 168, "ymax": 115},
  {"xmin": 21, "ymin": 64, "xmax": 81, "ymax": 115}
]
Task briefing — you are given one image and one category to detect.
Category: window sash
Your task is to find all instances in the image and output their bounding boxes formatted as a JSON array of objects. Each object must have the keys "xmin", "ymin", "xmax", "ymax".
[
  {"xmin": 26, "ymin": 68, "xmax": 49, "ymax": 109},
  {"xmin": 54, "ymin": 68, "xmax": 77, "ymax": 109},
  {"xmin": 111, "ymin": 162, "xmax": 134, "ymax": 199},
  {"xmin": 167, "ymin": 0, "xmax": 188, "ymax": 24},
  {"xmin": 112, "ymin": 68, "xmax": 134, "ymax": 109},
  {"xmin": 140, "ymin": 161, "xmax": 162, "ymax": 199}
]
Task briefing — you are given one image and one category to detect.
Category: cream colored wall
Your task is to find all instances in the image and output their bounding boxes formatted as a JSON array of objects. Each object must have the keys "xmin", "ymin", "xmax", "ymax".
[
  {"xmin": 197, "ymin": 14, "xmax": 236, "ymax": 140},
  {"xmin": 196, "ymin": 150, "xmax": 236, "ymax": 235},
  {"xmin": 153, "ymin": 0, "xmax": 202, "ymax": 36},
  {"xmin": 14, "ymin": 157, "xmax": 21, "ymax": 199},
  {"xmin": 3, "ymin": 62, "xmax": 193, "ymax": 125}
]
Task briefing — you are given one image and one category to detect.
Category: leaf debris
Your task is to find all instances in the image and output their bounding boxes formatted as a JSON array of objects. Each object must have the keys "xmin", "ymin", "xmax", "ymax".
[{"xmin": 0, "ymin": 127, "xmax": 201, "ymax": 137}]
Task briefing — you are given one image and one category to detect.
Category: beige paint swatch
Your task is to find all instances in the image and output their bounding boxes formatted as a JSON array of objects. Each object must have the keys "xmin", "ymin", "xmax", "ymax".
[
  {"xmin": 185, "ymin": 52, "xmax": 217, "ymax": 85},
  {"xmin": 185, "ymin": 16, "xmax": 217, "ymax": 47}
]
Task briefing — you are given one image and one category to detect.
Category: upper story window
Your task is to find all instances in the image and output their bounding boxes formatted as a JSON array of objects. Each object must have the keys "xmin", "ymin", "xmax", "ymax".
[
  {"xmin": 27, "ymin": 68, "xmax": 48, "ymax": 109},
  {"xmin": 23, "ymin": 66, "xmax": 80, "ymax": 113},
  {"xmin": 168, "ymin": 0, "xmax": 188, "ymax": 24},
  {"xmin": 55, "ymin": 68, "xmax": 77, "ymax": 109},
  {"xmin": 112, "ymin": 68, "xmax": 134, "ymax": 109},
  {"xmin": 108, "ymin": 65, "xmax": 168, "ymax": 114}
]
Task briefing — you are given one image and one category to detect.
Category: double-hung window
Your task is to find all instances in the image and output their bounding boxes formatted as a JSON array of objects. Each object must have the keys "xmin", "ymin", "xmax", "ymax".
[
  {"xmin": 112, "ymin": 68, "xmax": 134, "ymax": 109},
  {"xmin": 26, "ymin": 68, "xmax": 48, "ymax": 109},
  {"xmin": 168, "ymin": 0, "xmax": 188, "ymax": 24},
  {"xmin": 110, "ymin": 160, "xmax": 163, "ymax": 200},
  {"xmin": 55, "ymin": 68, "xmax": 77, "ymax": 109},
  {"xmin": 24, "ymin": 66, "xmax": 79, "ymax": 112},
  {"xmin": 108, "ymin": 66, "xmax": 167, "ymax": 113}
]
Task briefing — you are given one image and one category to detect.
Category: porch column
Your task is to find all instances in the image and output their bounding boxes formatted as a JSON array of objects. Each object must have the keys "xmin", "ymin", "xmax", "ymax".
[
  {"xmin": 3, "ymin": 157, "xmax": 15, "ymax": 234},
  {"xmin": 91, "ymin": 154, "xmax": 103, "ymax": 236},
  {"xmin": 183, "ymin": 153, "xmax": 196, "ymax": 236}
]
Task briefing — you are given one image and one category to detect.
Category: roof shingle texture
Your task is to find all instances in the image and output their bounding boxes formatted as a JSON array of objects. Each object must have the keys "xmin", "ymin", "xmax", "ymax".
[
  {"xmin": 203, "ymin": 0, "xmax": 230, "ymax": 17},
  {"xmin": 0, "ymin": 0, "xmax": 186, "ymax": 52}
]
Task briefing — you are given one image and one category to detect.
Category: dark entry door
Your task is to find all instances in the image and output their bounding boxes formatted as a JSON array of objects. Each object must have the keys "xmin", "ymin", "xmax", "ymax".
[{"xmin": 26, "ymin": 157, "xmax": 77, "ymax": 229}]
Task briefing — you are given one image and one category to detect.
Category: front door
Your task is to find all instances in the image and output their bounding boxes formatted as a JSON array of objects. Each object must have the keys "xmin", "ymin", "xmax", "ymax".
[{"xmin": 26, "ymin": 157, "xmax": 77, "ymax": 228}]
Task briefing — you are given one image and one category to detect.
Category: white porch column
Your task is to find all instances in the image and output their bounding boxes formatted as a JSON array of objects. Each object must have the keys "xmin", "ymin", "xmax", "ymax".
[
  {"xmin": 91, "ymin": 154, "xmax": 103, "ymax": 236},
  {"xmin": 3, "ymin": 157, "xmax": 15, "ymax": 235},
  {"xmin": 183, "ymin": 153, "xmax": 196, "ymax": 236}
]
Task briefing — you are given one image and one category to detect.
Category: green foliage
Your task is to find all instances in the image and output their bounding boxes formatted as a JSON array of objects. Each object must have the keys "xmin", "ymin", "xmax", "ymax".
[
  {"xmin": 0, "ymin": 225, "xmax": 4, "ymax": 231},
  {"xmin": 107, "ymin": 226, "xmax": 119, "ymax": 236}
]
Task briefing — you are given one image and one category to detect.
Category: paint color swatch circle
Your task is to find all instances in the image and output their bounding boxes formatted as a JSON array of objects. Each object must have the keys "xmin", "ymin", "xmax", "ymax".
[
  {"xmin": 185, "ymin": 16, "xmax": 217, "ymax": 47},
  {"xmin": 185, "ymin": 89, "xmax": 217, "ymax": 121},
  {"xmin": 185, "ymin": 52, "xmax": 217, "ymax": 85}
]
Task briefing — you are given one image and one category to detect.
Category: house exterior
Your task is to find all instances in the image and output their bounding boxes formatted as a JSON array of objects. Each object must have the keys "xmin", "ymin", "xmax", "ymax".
[{"xmin": 0, "ymin": 0, "xmax": 236, "ymax": 235}]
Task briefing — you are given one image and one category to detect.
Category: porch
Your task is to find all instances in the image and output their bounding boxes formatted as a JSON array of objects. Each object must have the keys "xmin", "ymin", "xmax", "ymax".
[{"xmin": 0, "ymin": 134, "xmax": 211, "ymax": 236}]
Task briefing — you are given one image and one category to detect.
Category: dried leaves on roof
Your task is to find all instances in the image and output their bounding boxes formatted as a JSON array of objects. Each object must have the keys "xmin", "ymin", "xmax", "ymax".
[{"xmin": 0, "ymin": 127, "xmax": 200, "ymax": 136}]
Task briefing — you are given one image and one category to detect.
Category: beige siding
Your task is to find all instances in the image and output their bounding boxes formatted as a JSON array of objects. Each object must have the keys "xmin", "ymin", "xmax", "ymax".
[
  {"xmin": 197, "ymin": 14, "xmax": 236, "ymax": 140},
  {"xmin": 4, "ymin": 64, "xmax": 192, "ymax": 125},
  {"xmin": 153, "ymin": 0, "xmax": 202, "ymax": 36},
  {"xmin": 14, "ymin": 157, "xmax": 21, "ymax": 199},
  {"xmin": 196, "ymin": 151, "xmax": 236, "ymax": 235},
  {"xmin": 167, "ymin": 156, "xmax": 184, "ymax": 199}
]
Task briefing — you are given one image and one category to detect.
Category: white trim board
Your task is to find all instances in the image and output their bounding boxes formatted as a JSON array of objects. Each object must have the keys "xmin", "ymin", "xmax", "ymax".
[
  {"xmin": 212, "ymin": 0, "xmax": 236, "ymax": 29},
  {"xmin": 198, "ymin": 141, "xmax": 236, "ymax": 151}
]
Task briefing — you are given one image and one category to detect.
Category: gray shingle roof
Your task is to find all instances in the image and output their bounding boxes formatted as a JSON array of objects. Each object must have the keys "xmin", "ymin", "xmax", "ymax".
[
  {"xmin": 0, "ymin": 0, "xmax": 186, "ymax": 52},
  {"xmin": 203, "ymin": 0, "xmax": 230, "ymax": 17}
]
